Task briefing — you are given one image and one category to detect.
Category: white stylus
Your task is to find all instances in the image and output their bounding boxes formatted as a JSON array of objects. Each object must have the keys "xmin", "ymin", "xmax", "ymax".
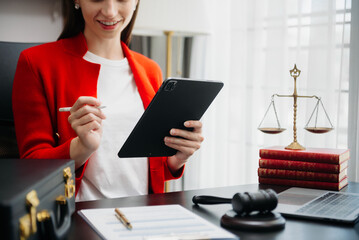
[{"xmin": 58, "ymin": 106, "xmax": 106, "ymax": 112}]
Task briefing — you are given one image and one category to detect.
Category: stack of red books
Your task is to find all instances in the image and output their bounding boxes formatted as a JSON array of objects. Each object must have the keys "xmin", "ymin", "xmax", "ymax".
[{"xmin": 258, "ymin": 146, "xmax": 349, "ymax": 191}]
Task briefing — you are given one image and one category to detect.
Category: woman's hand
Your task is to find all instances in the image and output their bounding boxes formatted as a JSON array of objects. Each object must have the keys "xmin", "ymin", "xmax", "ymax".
[
  {"xmin": 68, "ymin": 97, "xmax": 106, "ymax": 168},
  {"xmin": 165, "ymin": 120, "xmax": 204, "ymax": 175}
]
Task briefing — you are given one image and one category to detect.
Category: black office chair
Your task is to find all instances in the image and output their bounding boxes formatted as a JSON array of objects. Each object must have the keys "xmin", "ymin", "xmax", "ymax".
[{"xmin": 0, "ymin": 42, "xmax": 41, "ymax": 158}]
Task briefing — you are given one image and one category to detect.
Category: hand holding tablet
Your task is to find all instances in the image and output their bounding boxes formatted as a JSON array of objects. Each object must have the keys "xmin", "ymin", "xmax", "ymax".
[{"xmin": 118, "ymin": 78, "xmax": 223, "ymax": 158}]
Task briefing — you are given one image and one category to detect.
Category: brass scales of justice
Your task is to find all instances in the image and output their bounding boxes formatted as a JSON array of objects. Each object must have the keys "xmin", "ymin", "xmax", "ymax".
[{"xmin": 257, "ymin": 64, "xmax": 334, "ymax": 150}]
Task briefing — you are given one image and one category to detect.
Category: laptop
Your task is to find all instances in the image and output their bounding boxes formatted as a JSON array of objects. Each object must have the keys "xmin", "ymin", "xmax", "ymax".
[{"xmin": 275, "ymin": 187, "xmax": 359, "ymax": 224}]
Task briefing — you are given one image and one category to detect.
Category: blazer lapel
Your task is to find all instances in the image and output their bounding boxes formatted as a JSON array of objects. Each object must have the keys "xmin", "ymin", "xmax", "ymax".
[{"xmin": 121, "ymin": 42, "xmax": 157, "ymax": 109}]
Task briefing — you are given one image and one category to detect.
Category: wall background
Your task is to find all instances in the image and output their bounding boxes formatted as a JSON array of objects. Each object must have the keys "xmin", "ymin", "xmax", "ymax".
[{"xmin": 0, "ymin": 0, "xmax": 63, "ymax": 42}]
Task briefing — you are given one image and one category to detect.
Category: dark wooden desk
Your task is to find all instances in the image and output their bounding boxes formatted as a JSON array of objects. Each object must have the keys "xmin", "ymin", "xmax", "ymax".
[{"xmin": 68, "ymin": 183, "xmax": 359, "ymax": 240}]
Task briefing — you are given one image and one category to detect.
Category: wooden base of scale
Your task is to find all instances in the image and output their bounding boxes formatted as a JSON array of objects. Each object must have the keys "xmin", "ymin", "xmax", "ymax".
[{"xmin": 285, "ymin": 141, "xmax": 305, "ymax": 150}]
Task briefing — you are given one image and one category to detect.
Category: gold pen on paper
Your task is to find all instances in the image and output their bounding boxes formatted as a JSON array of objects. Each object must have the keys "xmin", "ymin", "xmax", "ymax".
[
  {"xmin": 115, "ymin": 208, "xmax": 133, "ymax": 230},
  {"xmin": 58, "ymin": 105, "xmax": 106, "ymax": 112}
]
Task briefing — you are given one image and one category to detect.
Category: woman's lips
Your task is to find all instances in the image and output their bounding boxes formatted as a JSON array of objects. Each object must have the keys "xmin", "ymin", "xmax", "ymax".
[{"xmin": 98, "ymin": 20, "xmax": 121, "ymax": 30}]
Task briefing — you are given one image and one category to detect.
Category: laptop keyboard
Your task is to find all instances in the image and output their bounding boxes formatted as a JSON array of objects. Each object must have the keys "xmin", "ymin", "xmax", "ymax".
[{"xmin": 295, "ymin": 192, "xmax": 359, "ymax": 218}]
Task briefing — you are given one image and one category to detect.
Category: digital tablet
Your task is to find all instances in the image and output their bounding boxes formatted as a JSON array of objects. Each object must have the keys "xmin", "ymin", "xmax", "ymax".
[{"xmin": 118, "ymin": 78, "xmax": 223, "ymax": 158}]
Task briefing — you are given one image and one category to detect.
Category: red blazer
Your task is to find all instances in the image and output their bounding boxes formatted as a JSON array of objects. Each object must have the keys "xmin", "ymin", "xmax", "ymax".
[{"xmin": 12, "ymin": 33, "xmax": 183, "ymax": 196}]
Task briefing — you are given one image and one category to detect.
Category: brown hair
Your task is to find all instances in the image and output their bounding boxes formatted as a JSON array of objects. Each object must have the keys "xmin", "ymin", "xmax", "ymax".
[{"xmin": 58, "ymin": 0, "xmax": 140, "ymax": 45}]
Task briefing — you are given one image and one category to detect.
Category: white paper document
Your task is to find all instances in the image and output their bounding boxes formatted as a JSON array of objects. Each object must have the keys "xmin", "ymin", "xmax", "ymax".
[{"xmin": 78, "ymin": 204, "xmax": 238, "ymax": 240}]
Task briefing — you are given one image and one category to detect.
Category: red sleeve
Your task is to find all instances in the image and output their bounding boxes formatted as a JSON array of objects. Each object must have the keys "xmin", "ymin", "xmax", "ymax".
[
  {"xmin": 12, "ymin": 51, "xmax": 72, "ymax": 160},
  {"xmin": 164, "ymin": 159, "xmax": 185, "ymax": 180}
]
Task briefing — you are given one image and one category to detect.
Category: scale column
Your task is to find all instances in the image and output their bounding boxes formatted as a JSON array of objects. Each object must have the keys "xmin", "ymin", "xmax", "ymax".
[{"xmin": 286, "ymin": 65, "xmax": 305, "ymax": 150}]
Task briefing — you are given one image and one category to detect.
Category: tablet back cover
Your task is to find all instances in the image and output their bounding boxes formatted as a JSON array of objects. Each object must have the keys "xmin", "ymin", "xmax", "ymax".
[{"xmin": 118, "ymin": 78, "xmax": 223, "ymax": 158}]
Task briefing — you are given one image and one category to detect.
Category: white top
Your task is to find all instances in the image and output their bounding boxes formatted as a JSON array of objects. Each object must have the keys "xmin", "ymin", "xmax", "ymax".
[{"xmin": 76, "ymin": 51, "xmax": 148, "ymax": 202}]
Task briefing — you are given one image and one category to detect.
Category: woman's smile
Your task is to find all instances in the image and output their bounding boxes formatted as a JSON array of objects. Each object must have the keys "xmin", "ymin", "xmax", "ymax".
[{"xmin": 97, "ymin": 20, "xmax": 122, "ymax": 30}]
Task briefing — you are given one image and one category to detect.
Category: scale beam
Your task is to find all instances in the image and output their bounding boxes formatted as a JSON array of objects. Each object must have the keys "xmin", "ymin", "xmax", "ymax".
[{"xmin": 275, "ymin": 94, "xmax": 320, "ymax": 100}]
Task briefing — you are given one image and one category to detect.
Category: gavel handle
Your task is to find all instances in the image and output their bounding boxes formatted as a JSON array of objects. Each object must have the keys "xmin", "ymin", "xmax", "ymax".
[{"xmin": 192, "ymin": 195, "xmax": 231, "ymax": 205}]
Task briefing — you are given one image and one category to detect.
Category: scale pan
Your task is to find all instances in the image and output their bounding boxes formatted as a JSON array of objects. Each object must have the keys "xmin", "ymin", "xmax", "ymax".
[
  {"xmin": 258, "ymin": 128, "xmax": 286, "ymax": 134},
  {"xmin": 304, "ymin": 127, "xmax": 333, "ymax": 134}
]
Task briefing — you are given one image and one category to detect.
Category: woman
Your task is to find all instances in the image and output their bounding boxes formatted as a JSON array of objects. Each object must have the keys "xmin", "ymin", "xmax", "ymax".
[{"xmin": 12, "ymin": 0, "xmax": 204, "ymax": 201}]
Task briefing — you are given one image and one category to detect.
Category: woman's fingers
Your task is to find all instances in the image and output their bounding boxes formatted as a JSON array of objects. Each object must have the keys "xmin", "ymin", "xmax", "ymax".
[
  {"xmin": 164, "ymin": 136, "xmax": 202, "ymax": 149},
  {"xmin": 168, "ymin": 125, "xmax": 204, "ymax": 143},
  {"xmin": 70, "ymin": 113, "xmax": 103, "ymax": 132},
  {"xmin": 75, "ymin": 121, "xmax": 103, "ymax": 152},
  {"xmin": 67, "ymin": 96, "xmax": 106, "ymax": 128},
  {"xmin": 164, "ymin": 141, "xmax": 199, "ymax": 156},
  {"xmin": 184, "ymin": 120, "xmax": 203, "ymax": 133},
  {"xmin": 70, "ymin": 96, "xmax": 101, "ymax": 112},
  {"xmin": 164, "ymin": 120, "xmax": 204, "ymax": 158},
  {"xmin": 66, "ymin": 97, "xmax": 106, "ymax": 152},
  {"xmin": 68, "ymin": 105, "xmax": 106, "ymax": 122},
  {"xmin": 69, "ymin": 106, "xmax": 105, "ymax": 123},
  {"xmin": 165, "ymin": 121, "xmax": 204, "ymax": 173},
  {"xmin": 77, "ymin": 121, "xmax": 102, "ymax": 134}
]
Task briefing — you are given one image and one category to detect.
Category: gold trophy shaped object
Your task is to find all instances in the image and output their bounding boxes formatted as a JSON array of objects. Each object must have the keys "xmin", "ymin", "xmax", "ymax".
[{"xmin": 258, "ymin": 65, "xmax": 334, "ymax": 150}]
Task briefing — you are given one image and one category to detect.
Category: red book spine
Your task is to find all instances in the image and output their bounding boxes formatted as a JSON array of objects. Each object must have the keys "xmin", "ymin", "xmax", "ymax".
[
  {"xmin": 257, "ymin": 168, "xmax": 347, "ymax": 182},
  {"xmin": 259, "ymin": 159, "xmax": 347, "ymax": 173},
  {"xmin": 258, "ymin": 177, "xmax": 348, "ymax": 191},
  {"xmin": 259, "ymin": 147, "xmax": 349, "ymax": 164}
]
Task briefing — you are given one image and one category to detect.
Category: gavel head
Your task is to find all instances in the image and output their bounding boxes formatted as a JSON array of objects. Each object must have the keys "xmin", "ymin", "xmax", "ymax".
[{"xmin": 231, "ymin": 189, "xmax": 278, "ymax": 215}]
